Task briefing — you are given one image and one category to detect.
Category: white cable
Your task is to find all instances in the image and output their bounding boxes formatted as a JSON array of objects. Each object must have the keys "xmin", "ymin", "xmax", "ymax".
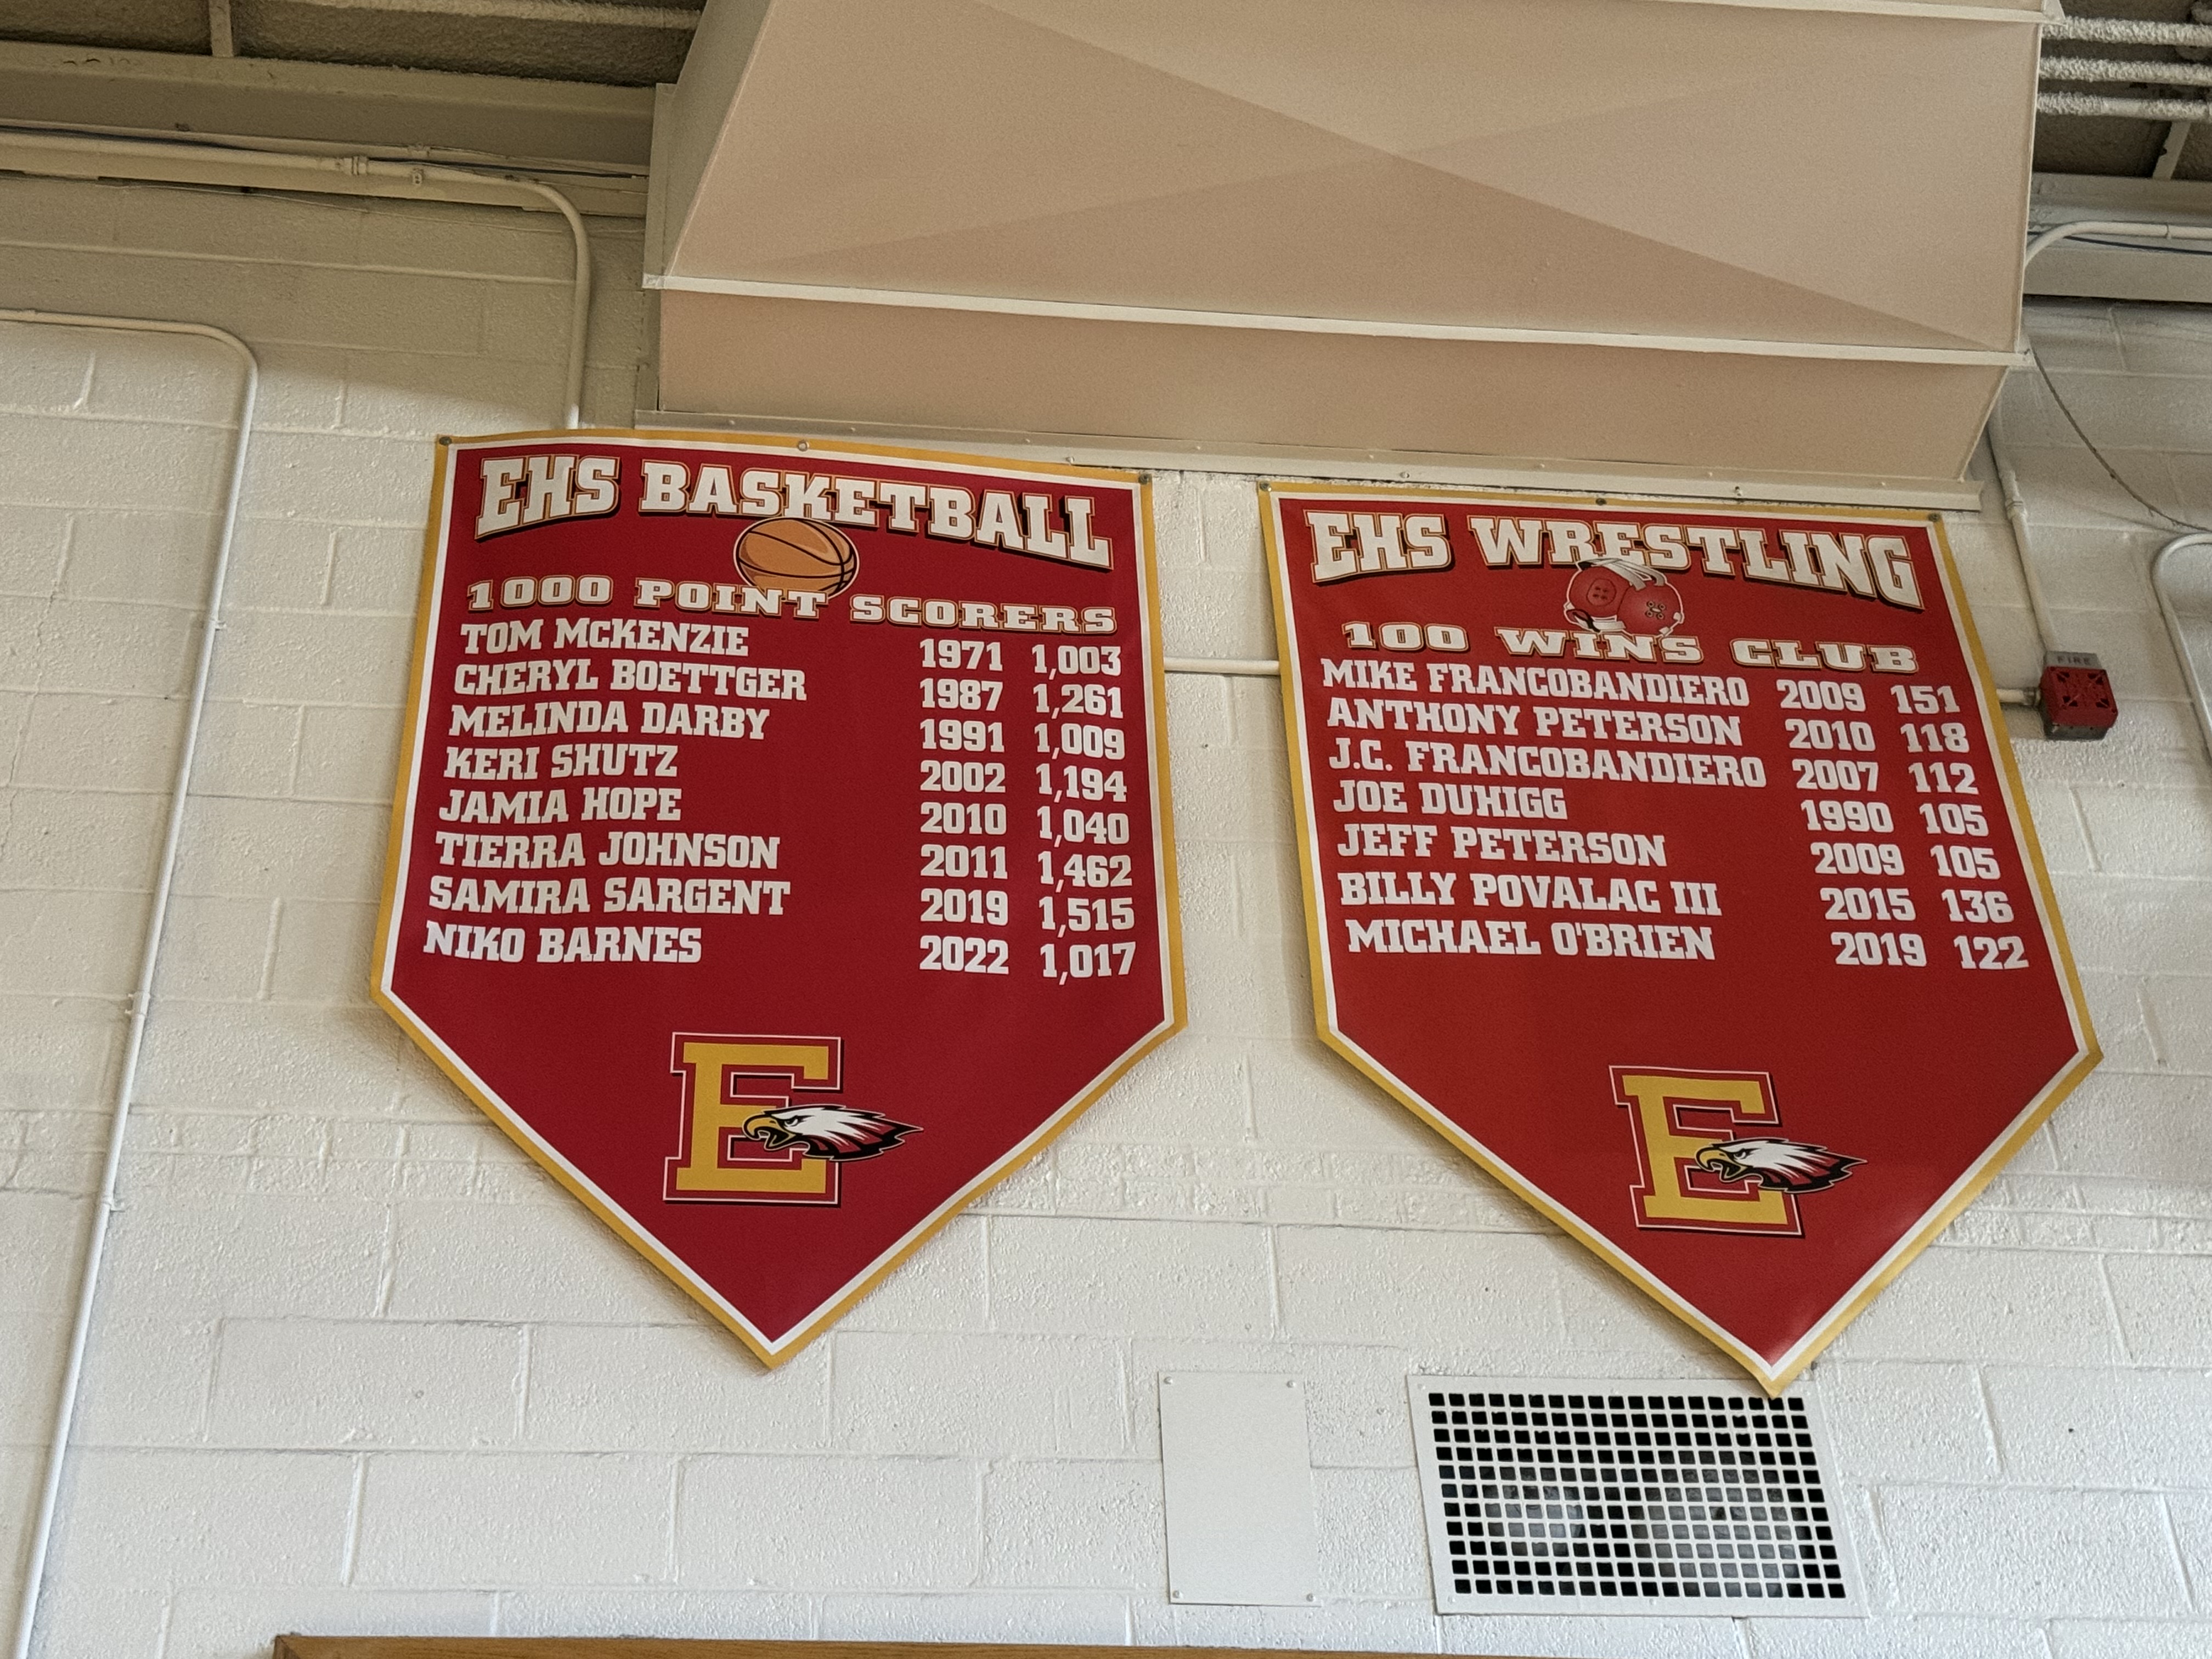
[
  {"xmin": 2151, "ymin": 534, "xmax": 2212, "ymax": 764},
  {"xmin": 2026, "ymin": 219, "xmax": 2212, "ymax": 264},
  {"xmin": 0, "ymin": 312, "xmax": 257, "ymax": 1659}
]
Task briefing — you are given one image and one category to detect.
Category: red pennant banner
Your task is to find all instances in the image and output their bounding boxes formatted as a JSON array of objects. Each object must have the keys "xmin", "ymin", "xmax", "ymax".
[
  {"xmin": 1261, "ymin": 486, "xmax": 2097, "ymax": 1389},
  {"xmin": 376, "ymin": 432, "xmax": 1181, "ymax": 1362}
]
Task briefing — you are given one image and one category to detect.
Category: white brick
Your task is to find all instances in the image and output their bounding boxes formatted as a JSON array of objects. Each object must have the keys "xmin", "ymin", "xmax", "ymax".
[
  {"xmin": 17, "ymin": 1583, "xmax": 167, "ymax": 1659},
  {"xmin": 0, "ymin": 1192, "xmax": 95, "ymax": 1311},
  {"xmin": 325, "ymin": 523, "xmax": 428, "ymax": 614},
  {"xmin": 2163, "ymin": 1493, "xmax": 2212, "ymax": 1619},
  {"xmin": 2046, "ymin": 1622, "xmax": 2212, "ymax": 1659},
  {"xmin": 12, "ymin": 691, "xmax": 185, "ymax": 794},
  {"xmin": 188, "ymin": 698, "xmax": 306, "ymax": 799},
  {"xmin": 264, "ymin": 899, "xmax": 379, "ymax": 1004},
  {"xmin": 1811, "ymin": 1363, "xmax": 1997, "ymax": 1485},
  {"xmin": 1873, "ymin": 1486, "xmax": 2188, "ymax": 1617},
  {"xmin": 135, "ymin": 1001, "xmax": 408, "ymax": 1117},
  {"xmin": 816, "ymin": 1590, "xmax": 1131, "ymax": 1644},
  {"xmin": 2046, "ymin": 1071, "xmax": 2212, "ymax": 1182},
  {"xmin": 146, "ymin": 894, "xmax": 279, "ymax": 1003},
  {"xmin": 221, "ymin": 517, "xmax": 340, "ymax": 613},
  {"xmin": 354, "ymin": 1452, "xmax": 674, "ymax": 1585},
  {"xmin": 0, "ymin": 323, "xmax": 93, "ymax": 414},
  {"xmin": 678, "ymin": 1453, "xmax": 980, "ymax": 1588},
  {"xmin": 0, "ymin": 506, "xmax": 67, "ymax": 597},
  {"xmin": 0, "ymin": 890, "xmax": 144, "ymax": 996},
  {"xmin": 174, "ymin": 795, "xmax": 388, "ymax": 901},
  {"xmin": 1276, "ymin": 1226, "xmax": 1561, "ymax": 1351},
  {"xmin": 0, "ymin": 996, "xmax": 120, "ymax": 1111},
  {"xmin": 163, "ymin": 1588, "xmax": 496, "ymax": 1659},
  {"xmin": 2114, "ymin": 304, "xmax": 2212, "ymax": 376},
  {"xmin": 338, "ymin": 351, "xmax": 565, "ymax": 439},
  {"xmin": 2027, "ymin": 304, "xmax": 2126, "ymax": 373},
  {"xmin": 1314, "ymin": 1464, "xmax": 1429, "ymax": 1599},
  {"xmin": 0, "ymin": 787, "xmax": 167, "ymax": 890},
  {"xmin": 0, "ymin": 1310, "xmax": 66, "ymax": 1446},
  {"xmin": 833, "ymin": 1331, "xmax": 1127, "ymax": 1458},
  {"xmin": 1438, "ymin": 1612, "xmax": 1743, "ymax": 1658},
  {"xmin": 71, "ymin": 1315, "xmax": 218, "ymax": 1446},
  {"xmin": 2074, "ymin": 785, "xmax": 2212, "ymax": 878},
  {"xmin": 97, "ymin": 1192, "xmax": 390, "ymax": 1319},
  {"xmin": 981, "ymin": 1458, "xmax": 1160, "ymax": 1588},
  {"xmin": 1746, "ymin": 1617, "xmax": 2047, "ymax": 1658},
  {"xmin": 211, "ymin": 608, "xmax": 416, "ymax": 710},
  {"xmin": 523, "ymin": 1322, "xmax": 830, "ymax": 1452},
  {"xmin": 2142, "ymin": 972, "xmax": 2212, "ymax": 1073},
  {"xmin": 61, "ymin": 507, "xmax": 223, "ymax": 608},
  {"xmin": 2053, "ymin": 874, "xmax": 2212, "ymax": 977},
  {"xmin": 2107, "ymin": 1255, "xmax": 2212, "ymax": 1365},
  {"xmin": 1077, "ymin": 1034, "xmax": 1250, "ymax": 1146},
  {"xmin": 490, "ymin": 1588, "xmax": 814, "ymax": 1637},
  {"xmin": 1984, "ymin": 1366, "xmax": 2212, "ymax": 1488},
  {"xmin": 0, "ymin": 409, "xmax": 234, "ymax": 513},
  {"xmin": 989, "ymin": 1215, "xmax": 1275, "ymax": 1339},
  {"xmin": 207, "ymin": 1318, "xmax": 523, "ymax": 1448},
  {"xmin": 50, "ymin": 1448, "xmax": 355, "ymax": 1585},
  {"xmin": 1829, "ymin": 1246, "xmax": 2120, "ymax": 1365},
  {"xmin": 829, "ymin": 1213, "xmax": 989, "ymax": 1333},
  {"xmin": 383, "ymin": 1200, "xmax": 695, "ymax": 1324},
  {"xmin": 2030, "ymin": 370, "xmax": 2212, "ymax": 455}
]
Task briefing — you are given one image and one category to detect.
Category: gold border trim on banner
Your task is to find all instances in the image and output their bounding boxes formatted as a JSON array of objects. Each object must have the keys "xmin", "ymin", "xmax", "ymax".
[
  {"xmin": 1257, "ymin": 481, "xmax": 2098, "ymax": 1393},
  {"xmin": 372, "ymin": 428, "xmax": 1185, "ymax": 1367}
]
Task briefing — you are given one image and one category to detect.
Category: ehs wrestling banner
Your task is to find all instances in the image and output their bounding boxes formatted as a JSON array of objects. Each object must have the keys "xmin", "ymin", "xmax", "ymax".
[
  {"xmin": 1261, "ymin": 485, "xmax": 2096, "ymax": 1390},
  {"xmin": 375, "ymin": 431, "xmax": 1182, "ymax": 1363}
]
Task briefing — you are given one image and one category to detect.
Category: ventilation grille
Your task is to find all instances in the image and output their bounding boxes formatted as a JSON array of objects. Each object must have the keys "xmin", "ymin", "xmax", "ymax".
[{"xmin": 1408, "ymin": 1376, "xmax": 1858, "ymax": 1617}]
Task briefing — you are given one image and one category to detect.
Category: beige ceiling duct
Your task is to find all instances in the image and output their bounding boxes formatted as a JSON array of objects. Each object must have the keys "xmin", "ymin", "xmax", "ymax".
[{"xmin": 647, "ymin": 0, "xmax": 2042, "ymax": 493}]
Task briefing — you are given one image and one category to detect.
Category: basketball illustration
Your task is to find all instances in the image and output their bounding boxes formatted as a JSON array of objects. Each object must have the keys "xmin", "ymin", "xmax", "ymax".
[{"xmin": 734, "ymin": 517, "xmax": 859, "ymax": 596}]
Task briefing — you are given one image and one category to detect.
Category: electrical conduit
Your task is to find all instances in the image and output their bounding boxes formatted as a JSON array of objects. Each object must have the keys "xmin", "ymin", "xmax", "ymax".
[{"xmin": 0, "ymin": 313, "xmax": 256, "ymax": 1659}]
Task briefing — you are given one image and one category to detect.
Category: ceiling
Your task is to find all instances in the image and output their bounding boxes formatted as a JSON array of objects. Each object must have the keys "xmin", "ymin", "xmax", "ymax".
[
  {"xmin": 4, "ymin": 0, "xmax": 2209, "ymax": 180},
  {"xmin": 0, "ymin": 0, "xmax": 699, "ymax": 86}
]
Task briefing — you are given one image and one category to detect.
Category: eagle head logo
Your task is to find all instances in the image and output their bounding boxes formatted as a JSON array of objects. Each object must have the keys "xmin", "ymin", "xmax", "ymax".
[
  {"xmin": 739, "ymin": 1105, "xmax": 916, "ymax": 1161},
  {"xmin": 1693, "ymin": 1137, "xmax": 1860, "ymax": 1193}
]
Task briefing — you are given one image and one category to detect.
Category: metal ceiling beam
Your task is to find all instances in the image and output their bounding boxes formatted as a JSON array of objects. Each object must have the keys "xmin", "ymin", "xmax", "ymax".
[{"xmin": 280, "ymin": 0, "xmax": 702, "ymax": 25}]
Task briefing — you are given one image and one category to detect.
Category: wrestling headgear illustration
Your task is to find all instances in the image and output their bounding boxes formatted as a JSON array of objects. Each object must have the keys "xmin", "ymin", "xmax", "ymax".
[{"xmin": 1565, "ymin": 557, "xmax": 1685, "ymax": 637}]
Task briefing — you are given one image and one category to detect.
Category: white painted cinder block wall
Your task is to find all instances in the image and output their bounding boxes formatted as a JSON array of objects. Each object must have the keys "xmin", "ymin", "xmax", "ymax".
[{"xmin": 2, "ymin": 172, "xmax": 2210, "ymax": 1659}]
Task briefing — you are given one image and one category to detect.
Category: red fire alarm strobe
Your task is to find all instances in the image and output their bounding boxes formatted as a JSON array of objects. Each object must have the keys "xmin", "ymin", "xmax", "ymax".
[{"xmin": 2039, "ymin": 650, "xmax": 2118, "ymax": 741}]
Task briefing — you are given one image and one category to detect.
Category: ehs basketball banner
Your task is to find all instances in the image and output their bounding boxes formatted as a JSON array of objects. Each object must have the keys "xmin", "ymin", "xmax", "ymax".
[
  {"xmin": 1260, "ymin": 485, "xmax": 2097, "ymax": 1390},
  {"xmin": 376, "ymin": 431, "xmax": 1182, "ymax": 1363}
]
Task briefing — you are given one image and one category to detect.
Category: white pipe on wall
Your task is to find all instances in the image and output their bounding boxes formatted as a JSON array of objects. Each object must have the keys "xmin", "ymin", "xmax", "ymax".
[
  {"xmin": 0, "ymin": 312, "xmax": 257, "ymax": 1659},
  {"xmin": 2041, "ymin": 55, "xmax": 2212, "ymax": 88},
  {"xmin": 0, "ymin": 129, "xmax": 592, "ymax": 428},
  {"xmin": 2151, "ymin": 534, "xmax": 2212, "ymax": 763},
  {"xmin": 2044, "ymin": 15, "xmax": 2212, "ymax": 47},
  {"xmin": 2038, "ymin": 91, "xmax": 2212, "ymax": 121},
  {"xmin": 1984, "ymin": 417, "xmax": 2062, "ymax": 658}
]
